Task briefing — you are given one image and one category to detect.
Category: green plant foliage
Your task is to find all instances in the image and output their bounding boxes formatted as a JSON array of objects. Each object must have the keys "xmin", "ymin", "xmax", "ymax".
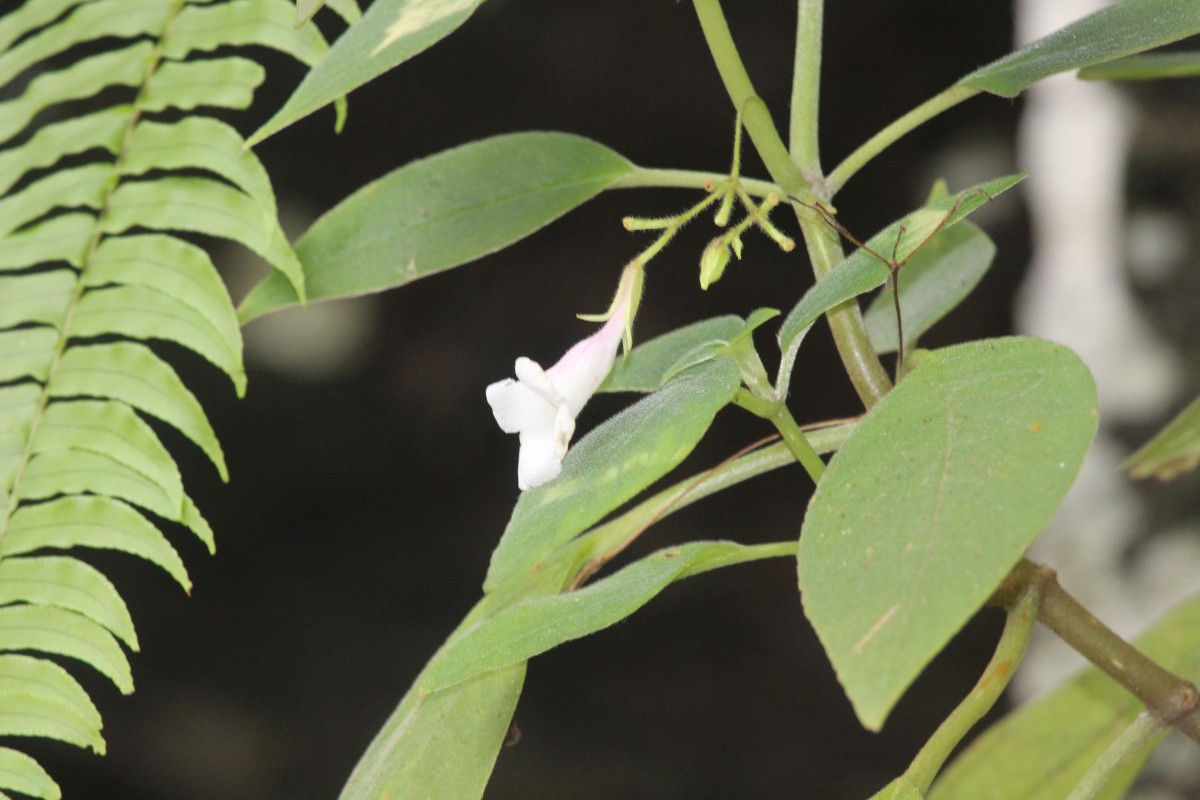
[
  {"xmin": 1124, "ymin": 392, "xmax": 1200, "ymax": 481},
  {"xmin": 238, "ymin": 132, "xmax": 635, "ymax": 322},
  {"xmin": 961, "ymin": 0, "xmax": 1200, "ymax": 97},
  {"xmin": 930, "ymin": 591, "xmax": 1200, "ymax": 800},
  {"xmin": 601, "ymin": 316, "xmax": 745, "ymax": 393},
  {"xmin": 776, "ymin": 174, "xmax": 1024, "ymax": 376},
  {"xmin": 1080, "ymin": 51, "xmax": 1200, "ymax": 80},
  {"xmin": 798, "ymin": 338, "xmax": 1098, "ymax": 731},
  {"xmin": 863, "ymin": 220, "xmax": 996, "ymax": 355},
  {"xmin": 425, "ymin": 540, "xmax": 794, "ymax": 693},
  {"xmin": 484, "ymin": 357, "xmax": 742, "ymax": 592},
  {"xmin": 250, "ymin": 0, "xmax": 485, "ymax": 144},
  {"xmin": 0, "ymin": 0, "xmax": 346, "ymax": 794}
]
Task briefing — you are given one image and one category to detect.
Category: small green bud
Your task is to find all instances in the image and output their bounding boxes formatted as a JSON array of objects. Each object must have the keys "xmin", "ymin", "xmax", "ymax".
[
  {"xmin": 714, "ymin": 190, "xmax": 734, "ymax": 227},
  {"xmin": 699, "ymin": 238, "xmax": 731, "ymax": 290}
]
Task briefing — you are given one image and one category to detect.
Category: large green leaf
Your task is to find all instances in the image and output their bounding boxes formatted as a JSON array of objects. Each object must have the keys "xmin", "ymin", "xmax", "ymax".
[
  {"xmin": 338, "ymin": 665, "xmax": 525, "ymax": 800},
  {"xmin": 249, "ymin": 0, "xmax": 483, "ymax": 144},
  {"xmin": 238, "ymin": 132, "xmax": 634, "ymax": 322},
  {"xmin": 424, "ymin": 541, "xmax": 792, "ymax": 693},
  {"xmin": 777, "ymin": 175, "xmax": 1024, "ymax": 363},
  {"xmin": 484, "ymin": 358, "xmax": 741, "ymax": 592},
  {"xmin": 798, "ymin": 337, "xmax": 1097, "ymax": 730},
  {"xmin": 863, "ymin": 220, "xmax": 996, "ymax": 355},
  {"xmin": 1124, "ymin": 392, "xmax": 1200, "ymax": 481},
  {"xmin": 962, "ymin": 0, "xmax": 1200, "ymax": 97},
  {"xmin": 930, "ymin": 591, "xmax": 1200, "ymax": 800}
]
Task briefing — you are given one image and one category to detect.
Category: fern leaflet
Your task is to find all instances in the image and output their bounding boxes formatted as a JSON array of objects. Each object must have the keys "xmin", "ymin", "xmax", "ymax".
[{"xmin": 0, "ymin": 0, "xmax": 347, "ymax": 795}]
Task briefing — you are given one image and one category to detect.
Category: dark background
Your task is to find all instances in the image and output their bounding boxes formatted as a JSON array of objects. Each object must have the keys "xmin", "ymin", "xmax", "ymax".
[{"xmin": 30, "ymin": 2, "xmax": 1065, "ymax": 798}]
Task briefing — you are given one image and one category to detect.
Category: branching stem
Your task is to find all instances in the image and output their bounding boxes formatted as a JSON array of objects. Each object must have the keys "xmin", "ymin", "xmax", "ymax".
[{"xmin": 992, "ymin": 560, "xmax": 1200, "ymax": 744}]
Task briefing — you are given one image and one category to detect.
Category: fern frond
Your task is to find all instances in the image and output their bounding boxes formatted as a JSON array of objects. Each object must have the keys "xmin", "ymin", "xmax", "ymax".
[{"xmin": 0, "ymin": 0, "xmax": 348, "ymax": 794}]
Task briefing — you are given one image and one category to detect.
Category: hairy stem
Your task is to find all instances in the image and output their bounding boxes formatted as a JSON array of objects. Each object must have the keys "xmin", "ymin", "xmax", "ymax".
[
  {"xmin": 609, "ymin": 167, "xmax": 781, "ymax": 198},
  {"xmin": 993, "ymin": 560, "xmax": 1200, "ymax": 744},
  {"xmin": 827, "ymin": 83, "xmax": 980, "ymax": 194},
  {"xmin": 789, "ymin": 0, "xmax": 823, "ymax": 176},
  {"xmin": 906, "ymin": 586, "xmax": 1039, "ymax": 793},
  {"xmin": 693, "ymin": 0, "xmax": 892, "ymax": 408}
]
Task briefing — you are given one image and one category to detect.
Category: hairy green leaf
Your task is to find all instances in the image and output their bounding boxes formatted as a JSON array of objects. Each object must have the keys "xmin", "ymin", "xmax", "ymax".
[
  {"xmin": 1124, "ymin": 392, "xmax": 1200, "ymax": 481},
  {"xmin": 962, "ymin": 0, "xmax": 1200, "ymax": 97},
  {"xmin": 601, "ymin": 316, "xmax": 745, "ymax": 393},
  {"xmin": 426, "ymin": 541, "xmax": 792, "ymax": 693},
  {"xmin": 238, "ymin": 132, "xmax": 634, "ymax": 322},
  {"xmin": 485, "ymin": 358, "xmax": 741, "ymax": 592},
  {"xmin": 338, "ymin": 665, "xmax": 525, "ymax": 800},
  {"xmin": 864, "ymin": 221, "xmax": 996, "ymax": 355},
  {"xmin": 250, "ymin": 0, "xmax": 483, "ymax": 144},
  {"xmin": 799, "ymin": 338, "xmax": 1097, "ymax": 730},
  {"xmin": 930, "ymin": 591, "xmax": 1200, "ymax": 800}
]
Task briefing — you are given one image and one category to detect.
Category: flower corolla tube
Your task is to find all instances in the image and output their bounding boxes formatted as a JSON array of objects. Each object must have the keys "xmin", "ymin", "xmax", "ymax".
[{"xmin": 486, "ymin": 267, "xmax": 639, "ymax": 490}]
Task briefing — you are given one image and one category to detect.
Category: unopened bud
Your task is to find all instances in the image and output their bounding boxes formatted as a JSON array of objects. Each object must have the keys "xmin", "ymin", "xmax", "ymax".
[{"xmin": 699, "ymin": 238, "xmax": 731, "ymax": 291}]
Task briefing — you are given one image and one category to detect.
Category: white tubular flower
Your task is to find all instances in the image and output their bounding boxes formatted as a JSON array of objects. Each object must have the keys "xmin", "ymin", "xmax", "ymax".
[{"xmin": 487, "ymin": 265, "xmax": 640, "ymax": 490}]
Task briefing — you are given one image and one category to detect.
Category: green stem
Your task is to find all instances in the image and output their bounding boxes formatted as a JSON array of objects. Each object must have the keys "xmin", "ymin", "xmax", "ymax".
[
  {"xmin": 827, "ymin": 83, "xmax": 979, "ymax": 194},
  {"xmin": 993, "ymin": 560, "xmax": 1200, "ymax": 744},
  {"xmin": 1065, "ymin": 712, "xmax": 1164, "ymax": 800},
  {"xmin": 609, "ymin": 167, "xmax": 781, "ymax": 198},
  {"xmin": 905, "ymin": 586, "xmax": 1039, "ymax": 793},
  {"xmin": 734, "ymin": 391, "xmax": 826, "ymax": 483},
  {"xmin": 693, "ymin": 0, "xmax": 892, "ymax": 408},
  {"xmin": 789, "ymin": 0, "xmax": 823, "ymax": 176},
  {"xmin": 692, "ymin": 0, "xmax": 808, "ymax": 197}
]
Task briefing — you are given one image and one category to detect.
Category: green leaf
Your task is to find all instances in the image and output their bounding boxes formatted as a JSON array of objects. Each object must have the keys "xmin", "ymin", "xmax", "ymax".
[
  {"xmin": 930, "ymin": 591, "xmax": 1200, "ymax": 800},
  {"xmin": 72, "ymin": 284, "xmax": 247, "ymax": 397},
  {"xmin": 102, "ymin": 176, "xmax": 303, "ymax": 302},
  {"xmin": 777, "ymin": 174, "xmax": 1024, "ymax": 362},
  {"xmin": 484, "ymin": 358, "xmax": 741, "ymax": 592},
  {"xmin": 0, "ymin": 214, "xmax": 93, "ymax": 271},
  {"xmin": 600, "ymin": 316, "xmax": 744, "ymax": 393},
  {"xmin": 0, "ymin": 271, "xmax": 73, "ymax": 329},
  {"xmin": 864, "ymin": 220, "xmax": 996, "ymax": 354},
  {"xmin": 1124, "ymin": 392, "xmax": 1200, "ymax": 481},
  {"xmin": 1080, "ymin": 50, "xmax": 1200, "ymax": 80},
  {"xmin": 0, "ymin": 164, "xmax": 110, "ymax": 239},
  {"xmin": 53, "ymin": 343, "xmax": 228, "ymax": 481},
  {"xmin": 142, "ymin": 56, "xmax": 266, "ymax": 114},
  {"xmin": 798, "ymin": 337, "xmax": 1097, "ymax": 730},
  {"xmin": 0, "ymin": 557, "xmax": 137, "ymax": 650},
  {"xmin": 164, "ymin": 0, "xmax": 328, "ymax": 66},
  {"xmin": 0, "ymin": 690, "xmax": 103, "ymax": 753},
  {"xmin": 0, "ymin": 0, "xmax": 89, "ymax": 52},
  {"xmin": 237, "ymin": 132, "xmax": 634, "ymax": 322},
  {"xmin": 36, "ymin": 400, "xmax": 184, "ymax": 515},
  {"xmin": 337, "ymin": 664, "xmax": 525, "ymax": 800},
  {"xmin": 0, "ymin": 41, "xmax": 154, "ymax": 147},
  {"xmin": 0, "ymin": 328, "xmax": 58, "ymax": 384},
  {"xmin": 21, "ymin": 450, "xmax": 180, "ymax": 525},
  {"xmin": 249, "ymin": 0, "xmax": 483, "ymax": 144},
  {"xmin": 0, "ymin": 746, "xmax": 60, "ymax": 800},
  {"xmin": 5, "ymin": 497, "xmax": 191, "ymax": 593},
  {"xmin": 86, "ymin": 235, "xmax": 243, "ymax": 371},
  {"xmin": 425, "ymin": 541, "xmax": 792, "ymax": 693},
  {"xmin": 0, "ymin": 605, "xmax": 132, "ymax": 695},
  {"xmin": 962, "ymin": 0, "xmax": 1200, "ymax": 97},
  {"xmin": 0, "ymin": 110, "xmax": 125, "ymax": 197},
  {"xmin": 0, "ymin": 0, "xmax": 170, "ymax": 89}
]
